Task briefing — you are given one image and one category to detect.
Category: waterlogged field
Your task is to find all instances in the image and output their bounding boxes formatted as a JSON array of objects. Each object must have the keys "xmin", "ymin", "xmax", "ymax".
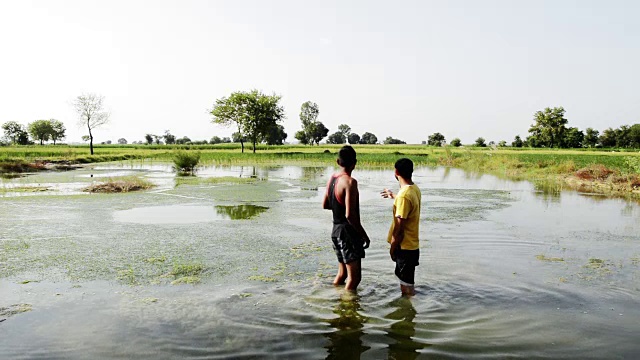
[{"xmin": 1, "ymin": 161, "xmax": 639, "ymax": 358}]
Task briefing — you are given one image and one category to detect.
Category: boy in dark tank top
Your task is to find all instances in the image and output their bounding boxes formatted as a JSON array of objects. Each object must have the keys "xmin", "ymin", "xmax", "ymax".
[{"xmin": 322, "ymin": 145, "xmax": 371, "ymax": 291}]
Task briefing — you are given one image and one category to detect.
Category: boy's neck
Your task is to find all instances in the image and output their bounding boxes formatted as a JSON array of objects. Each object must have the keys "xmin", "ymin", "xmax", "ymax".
[
  {"xmin": 398, "ymin": 177, "xmax": 413, "ymax": 187},
  {"xmin": 338, "ymin": 167, "xmax": 353, "ymax": 176}
]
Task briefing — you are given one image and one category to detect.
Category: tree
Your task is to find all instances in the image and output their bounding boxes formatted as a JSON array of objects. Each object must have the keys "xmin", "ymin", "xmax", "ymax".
[
  {"xmin": 348, "ymin": 133, "xmax": 361, "ymax": 145},
  {"xmin": 563, "ymin": 127, "xmax": 584, "ymax": 148},
  {"xmin": 145, "ymin": 134, "xmax": 154, "ymax": 145},
  {"xmin": 263, "ymin": 124, "xmax": 287, "ymax": 145},
  {"xmin": 28, "ymin": 120, "xmax": 53, "ymax": 145},
  {"xmin": 498, "ymin": 140, "xmax": 507, "ymax": 147},
  {"xmin": 72, "ymin": 93, "xmax": 110, "ymax": 155},
  {"xmin": 2, "ymin": 121, "xmax": 30, "ymax": 145},
  {"xmin": 629, "ymin": 124, "xmax": 640, "ymax": 148},
  {"xmin": 209, "ymin": 136, "xmax": 222, "ymax": 144},
  {"xmin": 427, "ymin": 132, "xmax": 446, "ymax": 147},
  {"xmin": 152, "ymin": 135, "xmax": 162, "ymax": 145},
  {"xmin": 450, "ymin": 138, "xmax": 462, "ymax": 147},
  {"xmin": 337, "ymin": 124, "xmax": 351, "ymax": 137},
  {"xmin": 211, "ymin": 92, "xmax": 250, "ymax": 152},
  {"xmin": 295, "ymin": 130, "xmax": 309, "ymax": 145},
  {"xmin": 512, "ymin": 135, "xmax": 524, "ymax": 148},
  {"xmin": 81, "ymin": 135, "xmax": 91, "ymax": 143},
  {"xmin": 327, "ymin": 132, "xmax": 346, "ymax": 144},
  {"xmin": 222, "ymin": 137, "xmax": 231, "ymax": 143},
  {"xmin": 360, "ymin": 132, "xmax": 378, "ymax": 144},
  {"xmin": 297, "ymin": 101, "xmax": 328, "ymax": 145},
  {"xmin": 584, "ymin": 128, "xmax": 600, "ymax": 148},
  {"xmin": 232, "ymin": 132, "xmax": 246, "ymax": 143},
  {"xmin": 599, "ymin": 128, "xmax": 617, "ymax": 148},
  {"xmin": 383, "ymin": 136, "xmax": 406, "ymax": 145},
  {"xmin": 528, "ymin": 107, "xmax": 568, "ymax": 148},
  {"xmin": 163, "ymin": 130, "xmax": 176, "ymax": 145},
  {"xmin": 117, "ymin": 138, "xmax": 127, "ymax": 145},
  {"xmin": 49, "ymin": 119, "xmax": 66, "ymax": 145},
  {"xmin": 211, "ymin": 90, "xmax": 284, "ymax": 153},
  {"xmin": 475, "ymin": 137, "xmax": 486, "ymax": 147}
]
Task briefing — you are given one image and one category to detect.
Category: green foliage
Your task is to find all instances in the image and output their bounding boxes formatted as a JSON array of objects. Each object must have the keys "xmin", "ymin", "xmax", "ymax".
[
  {"xmin": 347, "ymin": 133, "xmax": 360, "ymax": 145},
  {"xmin": 27, "ymin": 120, "xmax": 53, "ymax": 145},
  {"xmin": 173, "ymin": 150, "xmax": 201, "ymax": 175},
  {"xmin": 625, "ymin": 156, "xmax": 640, "ymax": 174},
  {"xmin": 360, "ymin": 132, "xmax": 378, "ymax": 144},
  {"xmin": 512, "ymin": 135, "xmax": 523, "ymax": 148},
  {"xmin": 427, "ymin": 132, "xmax": 445, "ymax": 146},
  {"xmin": 263, "ymin": 124, "xmax": 287, "ymax": 145},
  {"xmin": 337, "ymin": 124, "xmax": 351, "ymax": 137},
  {"xmin": 145, "ymin": 134, "xmax": 153, "ymax": 145},
  {"xmin": 327, "ymin": 132, "xmax": 346, "ymax": 144},
  {"xmin": 528, "ymin": 106, "xmax": 568, "ymax": 148},
  {"xmin": 563, "ymin": 127, "xmax": 584, "ymax": 148},
  {"xmin": 450, "ymin": 138, "xmax": 462, "ymax": 147},
  {"xmin": 475, "ymin": 137, "xmax": 486, "ymax": 147},
  {"xmin": 383, "ymin": 136, "xmax": 406, "ymax": 145},
  {"xmin": 117, "ymin": 138, "xmax": 127, "ymax": 145},
  {"xmin": 584, "ymin": 128, "xmax": 599, "ymax": 147},
  {"xmin": 211, "ymin": 90, "xmax": 285, "ymax": 152},
  {"xmin": 49, "ymin": 119, "xmax": 66, "ymax": 145},
  {"xmin": 163, "ymin": 130, "xmax": 176, "ymax": 145},
  {"xmin": 2, "ymin": 121, "xmax": 30, "ymax": 145},
  {"xmin": 297, "ymin": 101, "xmax": 328, "ymax": 145}
]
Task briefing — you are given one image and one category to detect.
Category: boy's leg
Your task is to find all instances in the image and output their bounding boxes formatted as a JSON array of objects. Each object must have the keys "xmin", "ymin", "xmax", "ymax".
[
  {"xmin": 400, "ymin": 284, "xmax": 415, "ymax": 296},
  {"xmin": 333, "ymin": 263, "xmax": 347, "ymax": 286},
  {"xmin": 344, "ymin": 260, "xmax": 361, "ymax": 291}
]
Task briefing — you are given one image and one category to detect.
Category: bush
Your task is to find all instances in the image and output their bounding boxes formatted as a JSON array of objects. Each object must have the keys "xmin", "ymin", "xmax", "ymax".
[{"xmin": 173, "ymin": 151, "xmax": 200, "ymax": 175}]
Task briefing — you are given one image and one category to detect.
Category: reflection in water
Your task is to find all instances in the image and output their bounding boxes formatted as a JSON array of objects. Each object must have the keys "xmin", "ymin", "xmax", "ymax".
[
  {"xmin": 386, "ymin": 297, "xmax": 428, "ymax": 359},
  {"xmin": 215, "ymin": 204, "xmax": 269, "ymax": 219},
  {"xmin": 325, "ymin": 293, "xmax": 370, "ymax": 359},
  {"xmin": 533, "ymin": 181, "xmax": 562, "ymax": 204}
]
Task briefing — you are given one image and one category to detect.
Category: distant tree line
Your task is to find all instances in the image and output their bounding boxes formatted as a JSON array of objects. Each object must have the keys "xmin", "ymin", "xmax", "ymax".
[{"xmin": 1, "ymin": 119, "xmax": 66, "ymax": 146}]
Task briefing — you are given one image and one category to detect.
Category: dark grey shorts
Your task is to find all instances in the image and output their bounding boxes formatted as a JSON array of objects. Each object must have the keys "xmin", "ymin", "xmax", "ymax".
[
  {"xmin": 331, "ymin": 223, "xmax": 365, "ymax": 264},
  {"xmin": 394, "ymin": 249, "xmax": 420, "ymax": 285}
]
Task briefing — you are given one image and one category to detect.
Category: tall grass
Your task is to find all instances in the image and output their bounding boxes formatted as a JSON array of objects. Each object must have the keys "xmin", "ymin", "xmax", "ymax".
[{"xmin": 173, "ymin": 151, "xmax": 201, "ymax": 175}]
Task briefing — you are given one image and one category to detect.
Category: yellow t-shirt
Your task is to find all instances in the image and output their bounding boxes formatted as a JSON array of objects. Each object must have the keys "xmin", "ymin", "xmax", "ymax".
[{"xmin": 387, "ymin": 184, "xmax": 421, "ymax": 250}]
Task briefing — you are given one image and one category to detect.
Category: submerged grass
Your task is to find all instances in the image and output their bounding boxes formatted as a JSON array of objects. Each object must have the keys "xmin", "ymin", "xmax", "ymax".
[
  {"xmin": 175, "ymin": 176, "xmax": 260, "ymax": 186},
  {"xmin": 83, "ymin": 176, "xmax": 155, "ymax": 193}
]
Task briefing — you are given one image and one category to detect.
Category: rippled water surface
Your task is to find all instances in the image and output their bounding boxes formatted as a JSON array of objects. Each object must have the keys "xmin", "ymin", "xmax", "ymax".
[{"xmin": 1, "ymin": 163, "xmax": 639, "ymax": 359}]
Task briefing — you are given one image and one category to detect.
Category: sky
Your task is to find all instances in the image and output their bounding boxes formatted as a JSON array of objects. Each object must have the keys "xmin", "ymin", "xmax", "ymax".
[{"xmin": 1, "ymin": 0, "xmax": 639, "ymax": 144}]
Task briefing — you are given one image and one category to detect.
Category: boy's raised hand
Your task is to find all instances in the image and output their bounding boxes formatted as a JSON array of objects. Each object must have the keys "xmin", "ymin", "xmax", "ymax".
[{"xmin": 380, "ymin": 188, "xmax": 395, "ymax": 199}]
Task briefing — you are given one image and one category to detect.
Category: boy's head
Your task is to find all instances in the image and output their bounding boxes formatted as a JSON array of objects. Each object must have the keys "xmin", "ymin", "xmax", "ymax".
[
  {"xmin": 337, "ymin": 145, "xmax": 357, "ymax": 169},
  {"xmin": 394, "ymin": 158, "xmax": 413, "ymax": 180}
]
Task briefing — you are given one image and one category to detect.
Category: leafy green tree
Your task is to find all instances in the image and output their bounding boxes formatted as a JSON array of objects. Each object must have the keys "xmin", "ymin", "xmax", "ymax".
[
  {"xmin": 294, "ymin": 130, "xmax": 309, "ymax": 145},
  {"xmin": 563, "ymin": 127, "xmax": 584, "ymax": 148},
  {"xmin": 232, "ymin": 132, "xmax": 246, "ymax": 143},
  {"xmin": 49, "ymin": 119, "xmax": 66, "ymax": 145},
  {"xmin": 450, "ymin": 138, "xmax": 462, "ymax": 147},
  {"xmin": 337, "ymin": 124, "xmax": 351, "ymax": 137},
  {"xmin": 209, "ymin": 136, "xmax": 222, "ymax": 144},
  {"xmin": 584, "ymin": 128, "xmax": 600, "ymax": 148},
  {"xmin": 360, "ymin": 132, "xmax": 378, "ymax": 144},
  {"xmin": 263, "ymin": 124, "xmax": 287, "ymax": 145},
  {"xmin": 427, "ymin": 132, "xmax": 446, "ymax": 146},
  {"xmin": 2, "ymin": 121, "xmax": 30, "ymax": 145},
  {"xmin": 383, "ymin": 136, "xmax": 406, "ymax": 145},
  {"xmin": 299, "ymin": 101, "xmax": 319, "ymax": 142},
  {"xmin": 629, "ymin": 124, "xmax": 640, "ymax": 148},
  {"xmin": 163, "ymin": 130, "xmax": 176, "ymax": 145},
  {"xmin": 615, "ymin": 125, "xmax": 632, "ymax": 148},
  {"xmin": 327, "ymin": 132, "xmax": 346, "ymax": 144},
  {"xmin": 475, "ymin": 137, "xmax": 486, "ymax": 147},
  {"xmin": 309, "ymin": 122, "xmax": 329, "ymax": 145},
  {"xmin": 28, "ymin": 120, "xmax": 53, "ymax": 145},
  {"xmin": 528, "ymin": 107, "xmax": 568, "ymax": 148},
  {"xmin": 498, "ymin": 140, "xmax": 507, "ymax": 147},
  {"xmin": 512, "ymin": 135, "xmax": 523, "ymax": 148},
  {"xmin": 145, "ymin": 134, "xmax": 153, "ymax": 145},
  {"xmin": 348, "ymin": 133, "xmax": 360, "ymax": 145},
  {"xmin": 72, "ymin": 93, "xmax": 110, "ymax": 155},
  {"xmin": 599, "ymin": 128, "xmax": 616, "ymax": 148},
  {"xmin": 211, "ymin": 92, "xmax": 250, "ymax": 152},
  {"xmin": 211, "ymin": 90, "xmax": 284, "ymax": 153},
  {"xmin": 177, "ymin": 136, "xmax": 192, "ymax": 145},
  {"xmin": 117, "ymin": 138, "xmax": 127, "ymax": 144}
]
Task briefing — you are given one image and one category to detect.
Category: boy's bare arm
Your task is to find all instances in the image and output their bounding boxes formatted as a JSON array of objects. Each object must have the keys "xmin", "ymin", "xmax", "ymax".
[
  {"xmin": 345, "ymin": 179, "xmax": 371, "ymax": 248},
  {"xmin": 390, "ymin": 216, "xmax": 406, "ymax": 260},
  {"xmin": 322, "ymin": 177, "xmax": 332, "ymax": 209}
]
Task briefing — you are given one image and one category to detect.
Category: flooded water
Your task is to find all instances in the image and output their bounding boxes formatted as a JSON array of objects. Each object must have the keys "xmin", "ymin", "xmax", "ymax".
[{"xmin": 1, "ymin": 162, "xmax": 639, "ymax": 359}]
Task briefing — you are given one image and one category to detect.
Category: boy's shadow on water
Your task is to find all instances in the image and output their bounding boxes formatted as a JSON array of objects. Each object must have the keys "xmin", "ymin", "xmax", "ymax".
[{"xmin": 324, "ymin": 291, "xmax": 428, "ymax": 360}]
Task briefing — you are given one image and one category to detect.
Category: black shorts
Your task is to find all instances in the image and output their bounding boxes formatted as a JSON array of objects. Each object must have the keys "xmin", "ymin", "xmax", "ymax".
[
  {"xmin": 331, "ymin": 223, "xmax": 365, "ymax": 264},
  {"xmin": 394, "ymin": 249, "xmax": 419, "ymax": 285}
]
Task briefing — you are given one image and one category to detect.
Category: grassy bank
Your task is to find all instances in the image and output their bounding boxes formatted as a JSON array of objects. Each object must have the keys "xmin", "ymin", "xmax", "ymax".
[{"xmin": 1, "ymin": 144, "xmax": 639, "ymax": 198}]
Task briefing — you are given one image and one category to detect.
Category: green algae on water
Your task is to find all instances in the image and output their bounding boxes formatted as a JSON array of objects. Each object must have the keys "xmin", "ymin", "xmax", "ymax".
[{"xmin": 536, "ymin": 254, "xmax": 565, "ymax": 262}]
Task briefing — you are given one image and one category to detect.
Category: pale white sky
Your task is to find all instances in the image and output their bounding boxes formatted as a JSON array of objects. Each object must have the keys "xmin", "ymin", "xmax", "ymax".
[{"xmin": 1, "ymin": 0, "xmax": 639, "ymax": 144}]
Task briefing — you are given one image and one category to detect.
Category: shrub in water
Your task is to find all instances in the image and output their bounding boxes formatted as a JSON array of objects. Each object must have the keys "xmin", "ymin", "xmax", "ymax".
[{"xmin": 173, "ymin": 151, "xmax": 200, "ymax": 175}]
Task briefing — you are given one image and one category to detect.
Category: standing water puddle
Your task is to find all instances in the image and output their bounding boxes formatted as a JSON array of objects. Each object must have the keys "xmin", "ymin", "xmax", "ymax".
[{"xmin": 1, "ymin": 162, "xmax": 639, "ymax": 359}]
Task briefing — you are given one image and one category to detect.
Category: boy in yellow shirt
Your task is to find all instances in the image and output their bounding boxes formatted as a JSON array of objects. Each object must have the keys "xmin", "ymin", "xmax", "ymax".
[{"xmin": 381, "ymin": 158, "xmax": 421, "ymax": 296}]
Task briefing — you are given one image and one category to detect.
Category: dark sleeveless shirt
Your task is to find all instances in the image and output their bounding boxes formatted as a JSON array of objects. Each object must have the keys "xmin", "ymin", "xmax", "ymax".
[{"xmin": 328, "ymin": 175, "xmax": 348, "ymax": 225}]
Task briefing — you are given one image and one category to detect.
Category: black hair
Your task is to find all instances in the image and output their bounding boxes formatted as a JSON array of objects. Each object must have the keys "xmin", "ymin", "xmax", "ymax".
[
  {"xmin": 395, "ymin": 158, "xmax": 413, "ymax": 179},
  {"xmin": 337, "ymin": 145, "xmax": 357, "ymax": 168}
]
